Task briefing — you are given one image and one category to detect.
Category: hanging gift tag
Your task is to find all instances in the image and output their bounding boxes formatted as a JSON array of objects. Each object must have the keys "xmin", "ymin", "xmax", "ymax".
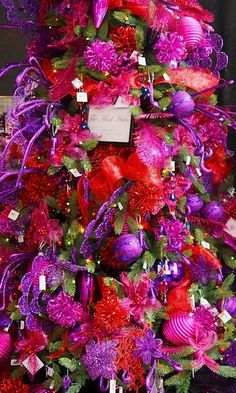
[
  {"xmin": 224, "ymin": 218, "xmax": 236, "ymax": 238},
  {"xmin": 119, "ymin": 387, "xmax": 123, "ymax": 393},
  {"xmin": 88, "ymin": 105, "xmax": 132, "ymax": 143},
  {"xmin": 8, "ymin": 209, "xmax": 20, "ymax": 221},
  {"xmin": 201, "ymin": 241, "xmax": 210, "ymax": 250},
  {"xmin": 22, "ymin": 354, "xmax": 44, "ymax": 376},
  {"xmin": 18, "ymin": 234, "xmax": 24, "ymax": 243},
  {"xmin": 70, "ymin": 168, "xmax": 81, "ymax": 178},
  {"xmin": 218, "ymin": 310, "xmax": 232, "ymax": 324},
  {"xmin": 138, "ymin": 56, "xmax": 146, "ymax": 66},
  {"xmin": 76, "ymin": 92, "xmax": 88, "ymax": 103},
  {"xmin": 39, "ymin": 275, "xmax": 46, "ymax": 291},
  {"xmin": 190, "ymin": 294, "xmax": 196, "ymax": 310},
  {"xmin": 11, "ymin": 359, "xmax": 21, "ymax": 366},
  {"xmin": 20, "ymin": 320, "xmax": 25, "ymax": 330},
  {"xmin": 170, "ymin": 160, "xmax": 176, "ymax": 172},
  {"xmin": 46, "ymin": 366, "xmax": 54, "ymax": 377},
  {"xmin": 186, "ymin": 156, "xmax": 191, "ymax": 166},
  {"xmin": 109, "ymin": 379, "xmax": 116, "ymax": 393},
  {"xmin": 72, "ymin": 77, "xmax": 83, "ymax": 89}
]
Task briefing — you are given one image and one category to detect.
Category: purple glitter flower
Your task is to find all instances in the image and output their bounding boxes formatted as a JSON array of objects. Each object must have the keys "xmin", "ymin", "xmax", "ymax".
[
  {"xmin": 194, "ymin": 306, "xmax": 216, "ymax": 332},
  {"xmin": 47, "ymin": 291, "xmax": 83, "ymax": 328},
  {"xmin": 222, "ymin": 341, "xmax": 236, "ymax": 367},
  {"xmin": 154, "ymin": 33, "xmax": 187, "ymax": 65},
  {"xmin": 133, "ymin": 330, "xmax": 163, "ymax": 365},
  {"xmin": 190, "ymin": 256, "xmax": 217, "ymax": 286},
  {"xmin": 84, "ymin": 39, "xmax": 118, "ymax": 72},
  {"xmin": 82, "ymin": 339, "xmax": 117, "ymax": 381}
]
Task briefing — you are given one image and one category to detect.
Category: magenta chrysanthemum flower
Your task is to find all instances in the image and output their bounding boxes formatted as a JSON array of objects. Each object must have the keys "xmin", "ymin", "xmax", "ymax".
[
  {"xmin": 82, "ymin": 339, "xmax": 117, "ymax": 381},
  {"xmin": 47, "ymin": 291, "xmax": 83, "ymax": 328},
  {"xmin": 194, "ymin": 306, "xmax": 216, "ymax": 332},
  {"xmin": 84, "ymin": 39, "xmax": 118, "ymax": 72},
  {"xmin": 154, "ymin": 32, "xmax": 187, "ymax": 65}
]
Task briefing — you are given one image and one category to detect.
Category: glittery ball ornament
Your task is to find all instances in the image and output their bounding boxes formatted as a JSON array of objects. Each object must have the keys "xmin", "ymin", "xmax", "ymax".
[
  {"xmin": 176, "ymin": 16, "xmax": 203, "ymax": 51},
  {"xmin": 201, "ymin": 201, "xmax": 224, "ymax": 221},
  {"xmin": 186, "ymin": 193, "xmax": 204, "ymax": 214},
  {"xmin": 163, "ymin": 311, "xmax": 196, "ymax": 345},
  {"xmin": 169, "ymin": 91, "xmax": 195, "ymax": 118},
  {"xmin": 0, "ymin": 330, "xmax": 12, "ymax": 362},
  {"xmin": 217, "ymin": 297, "xmax": 236, "ymax": 318},
  {"xmin": 113, "ymin": 234, "xmax": 143, "ymax": 264},
  {"xmin": 165, "ymin": 261, "xmax": 184, "ymax": 288}
]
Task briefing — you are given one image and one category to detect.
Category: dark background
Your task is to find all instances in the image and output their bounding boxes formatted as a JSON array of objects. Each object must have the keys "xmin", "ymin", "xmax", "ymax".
[{"xmin": 0, "ymin": 2, "xmax": 235, "ymax": 393}]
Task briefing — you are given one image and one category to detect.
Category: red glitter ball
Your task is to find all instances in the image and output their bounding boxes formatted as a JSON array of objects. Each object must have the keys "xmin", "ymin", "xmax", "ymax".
[
  {"xmin": 94, "ymin": 293, "xmax": 130, "ymax": 333},
  {"xmin": 20, "ymin": 173, "xmax": 58, "ymax": 205},
  {"xmin": 110, "ymin": 26, "xmax": 136, "ymax": 53},
  {"xmin": 128, "ymin": 181, "xmax": 164, "ymax": 217},
  {"xmin": 0, "ymin": 378, "xmax": 30, "ymax": 393}
]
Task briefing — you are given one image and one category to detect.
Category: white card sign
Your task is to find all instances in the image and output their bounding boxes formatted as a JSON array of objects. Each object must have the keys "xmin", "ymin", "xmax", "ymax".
[
  {"xmin": 88, "ymin": 105, "xmax": 132, "ymax": 143},
  {"xmin": 224, "ymin": 218, "xmax": 236, "ymax": 238}
]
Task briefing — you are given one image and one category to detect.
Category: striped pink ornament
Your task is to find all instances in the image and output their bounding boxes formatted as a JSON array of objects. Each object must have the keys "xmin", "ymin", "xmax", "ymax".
[
  {"xmin": 163, "ymin": 311, "xmax": 196, "ymax": 345},
  {"xmin": 177, "ymin": 16, "xmax": 203, "ymax": 51},
  {"xmin": 0, "ymin": 330, "xmax": 12, "ymax": 362}
]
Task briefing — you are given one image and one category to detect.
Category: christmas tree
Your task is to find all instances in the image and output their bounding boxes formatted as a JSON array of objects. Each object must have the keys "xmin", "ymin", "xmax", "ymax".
[{"xmin": 0, "ymin": 1, "xmax": 236, "ymax": 392}]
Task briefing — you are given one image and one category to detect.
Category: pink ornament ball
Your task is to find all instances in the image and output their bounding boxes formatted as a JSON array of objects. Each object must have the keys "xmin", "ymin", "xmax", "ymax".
[
  {"xmin": 113, "ymin": 234, "xmax": 143, "ymax": 264},
  {"xmin": 163, "ymin": 311, "xmax": 196, "ymax": 345},
  {"xmin": 0, "ymin": 330, "xmax": 12, "ymax": 362},
  {"xmin": 177, "ymin": 16, "xmax": 203, "ymax": 51}
]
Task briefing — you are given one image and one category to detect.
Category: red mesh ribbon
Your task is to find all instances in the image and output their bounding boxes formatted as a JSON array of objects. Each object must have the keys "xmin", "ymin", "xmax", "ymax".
[{"xmin": 109, "ymin": 0, "xmax": 148, "ymax": 19}]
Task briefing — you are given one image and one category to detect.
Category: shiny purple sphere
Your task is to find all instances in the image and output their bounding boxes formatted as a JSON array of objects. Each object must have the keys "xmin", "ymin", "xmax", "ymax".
[
  {"xmin": 169, "ymin": 91, "xmax": 195, "ymax": 118},
  {"xmin": 217, "ymin": 297, "xmax": 236, "ymax": 318},
  {"xmin": 113, "ymin": 234, "xmax": 143, "ymax": 264},
  {"xmin": 165, "ymin": 261, "xmax": 184, "ymax": 287},
  {"xmin": 186, "ymin": 193, "xmax": 204, "ymax": 214},
  {"xmin": 201, "ymin": 201, "xmax": 224, "ymax": 221}
]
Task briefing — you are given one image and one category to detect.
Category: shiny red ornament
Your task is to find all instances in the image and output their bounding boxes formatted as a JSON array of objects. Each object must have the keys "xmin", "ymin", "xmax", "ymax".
[
  {"xmin": 110, "ymin": 26, "xmax": 136, "ymax": 53},
  {"xmin": 94, "ymin": 292, "xmax": 130, "ymax": 333}
]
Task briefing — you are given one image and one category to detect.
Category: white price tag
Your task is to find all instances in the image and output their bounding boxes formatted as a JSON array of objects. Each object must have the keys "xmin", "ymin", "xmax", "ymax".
[
  {"xmin": 119, "ymin": 388, "xmax": 123, "ymax": 393},
  {"xmin": 163, "ymin": 73, "xmax": 171, "ymax": 81},
  {"xmin": 18, "ymin": 234, "xmax": 24, "ymax": 243},
  {"xmin": 46, "ymin": 366, "xmax": 54, "ymax": 377},
  {"xmin": 20, "ymin": 320, "xmax": 25, "ymax": 330},
  {"xmin": 76, "ymin": 92, "xmax": 88, "ymax": 102},
  {"xmin": 190, "ymin": 294, "xmax": 196, "ymax": 310},
  {"xmin": 201, "ymin": 241, "xmax": 210, "ymax": 250},
  {"xmin": 186, "ymin": 156, "xmax": 191, "ymax": 166},
  {"xmin": 11, "ymin": 359, "xmax": 21, "ymax": 366},
  {"xmin": 70, "ymin": 168, "xmax": 81, "ymax": 178},
  {"xmin": 171, "ymin": 160, "xmax": 176, "ymax": 172},
  {"xmin": 138, "ymin": 56, "xmax": 146, "ymax": 66},
  {"xmin": 8, "ymin": 209, "xmax": 20, "ymax": 221},
  {"xmin": 224, "ymin": 218, "xmax": 236, "ymax": 238},
  {"xmin": 109, "ymin": 379, "xmax": 116, "ymax": 393},
  {"xmin": 196, "ymin": 168, "xmax": 202, "ymax": 177},
  {"xmin": 39, "ymin": 275, "xmax": 46, "ymax": 291},
  {"xmin": 72, "ymin": 78, "xmax": 83, "ymax": 89},
  {"xmin": 118, "ymin": 202, "xmax": 123, "ymax": 211},
  {"xmin": 218, "ymin": 310, "xmax": 232, "ymax": 324}
]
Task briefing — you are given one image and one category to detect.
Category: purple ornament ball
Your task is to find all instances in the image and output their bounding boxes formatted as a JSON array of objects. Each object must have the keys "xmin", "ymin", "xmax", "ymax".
[
  {"xmin": 186, "ymin": 193, "xmax": 204, "ymax": 214},
  {"xmin": 113, "ymin": 234, "xmax": 143, "ymax": 264},
  {"xmin": 201, "ymin": 201, "xmax": 224, "ymax": 221},
  {"xmin": 169, "ymin": 91, "xmax": 195, "ymax": 118},
  {"xmin": 217, "ymin": 297, "xmax": 236, "ymax": 318},
  {"xmin": 165, "ymin": 261, "xmax": 184, "ymax": 288}
]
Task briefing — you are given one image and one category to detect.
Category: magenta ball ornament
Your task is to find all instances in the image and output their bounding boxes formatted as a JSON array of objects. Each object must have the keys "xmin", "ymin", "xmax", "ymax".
[
  {"xmin": 0, "ymin": 330, "xmax": 12, "ymax": 362},
  {"xmin": 113, "ymin": 234, "xmax": 143, "ymax": 264},
  {"xmin": 201, "ymin": 201, "xmax": 224, "ymax": 221},
  {"xmin": 165, "ymin": 261, "xmax": 184, "ymax": 288},
  {"xmin": 186, "ymin": 193, "xmax": 204, "ymax": 214},
  {"xmin": 177, "ymin": 16, "xmax": 203, "ymax": 50},
  {"xmin": 163, "ymin": 311, "xmax": 196, "ymax": 345},
  {"xmin": 169, "ymin": 91, "xmax": 195, "ymax": 118}
]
